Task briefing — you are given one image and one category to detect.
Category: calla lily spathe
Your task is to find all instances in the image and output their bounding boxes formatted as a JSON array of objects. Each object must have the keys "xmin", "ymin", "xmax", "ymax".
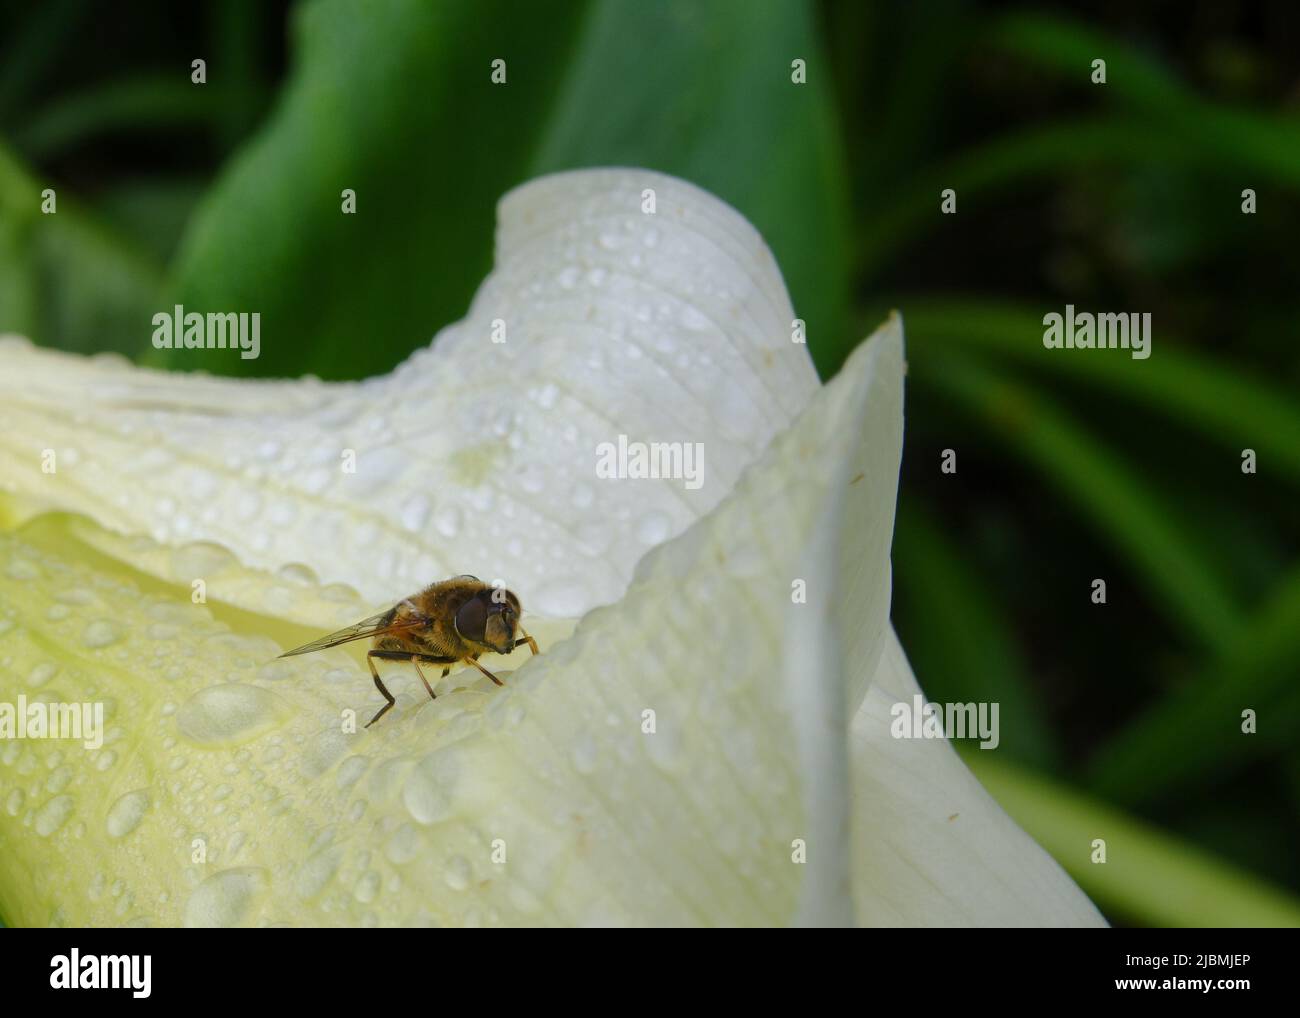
[{"xmin": 0, "ymin": 169, "xmax": 1104, "ymax": 927}]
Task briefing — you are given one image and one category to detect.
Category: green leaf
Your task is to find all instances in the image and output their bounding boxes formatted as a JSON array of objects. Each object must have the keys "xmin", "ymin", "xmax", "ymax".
[
  {"xmin": 893, "ymin": 503, "xmax": 1060, "ymax": 769},
  {"xmin": 530, "ymin": 0, "xmax": 849, "ymax": 375},
  {"xmin": 14, "ymin": 76, "xmax": 222, "ymax": 161},
  {"xmin": 1088, "ymin": 567, "xmax": 1300, "ymax": 804},
  {"xmin": 164, "ymin": 0, "xmax": 590, "ymax": 378},
  {"xmin": 910, "ymin": 347, "xmax": 1245, "ymax": 657},
  {"xmin": 164, "ymin": 0, "xmax": 849, "ymax": 380},
  {"xmin": 990, "ymin": 11, "xmax": 1300, "ymax": 187},
  {"xmin": 94, "ymin": 177, "xmax": 209, "ymax": 265},
  {"xmin": 852, "ymin": 117, "xmax": 1200, "ymax": 286},
  {"xmin": 0, "ymin": 140, "xmax": 165, "ymax": 355},
  {"xmin": 209, "ymin": 0, "xmax": 270, "ymax": 147},
  {"xmin": 895, "ymin": 300, "xmax": 1300, "ymax": 485},
  {"xmin": 0, "ymin": 0, "xmax": 88, "ymax": 123},
  {"xmin": 966, "ymin": 751, "xmax": 1300, "ymax": 927},
  {"xmin": 990, "ymin": 11, "xmax": 1190, "ymax": 109}
]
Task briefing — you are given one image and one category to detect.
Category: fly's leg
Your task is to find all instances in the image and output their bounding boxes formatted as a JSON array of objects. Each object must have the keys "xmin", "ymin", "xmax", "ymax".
[
  {"xmin": 364, "ymin": 651, "xmax": 396, "ymax": 728},
  {"xmin": 512, "ymin": 626, "xmax": 539, "ymax": 656},
  {"xmin": 365, "ymin": 650, "xmax": 459, "ymax": 722},
  {"xmin": 411, "ymin": 655, "xmax": 437, "ymax": 700},
  {"xmin": 467, "ymin": 656, "xmax": 505, "ymax": 687}
]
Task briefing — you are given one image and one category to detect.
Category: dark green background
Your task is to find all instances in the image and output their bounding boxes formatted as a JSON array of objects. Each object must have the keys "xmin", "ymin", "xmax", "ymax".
[{"xmin": 2, "ymin": 0, "xmax": 1297, "ymax": 926}]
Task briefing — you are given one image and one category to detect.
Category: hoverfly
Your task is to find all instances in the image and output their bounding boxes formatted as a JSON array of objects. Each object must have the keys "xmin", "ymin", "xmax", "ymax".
[{"xmin": 280, "ymin": 576, "xmax": 538, "ymax": 728}]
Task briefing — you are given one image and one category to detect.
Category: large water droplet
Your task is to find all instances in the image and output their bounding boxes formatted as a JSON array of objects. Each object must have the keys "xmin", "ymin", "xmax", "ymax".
[
  {"xmin": 106, "ymin": 789, "xmax": 151, "ymax": 839},
  {"xmin": 46, "ymin": 765, "xmax": 73, "ymax": 794},
  {"xmin": 354, "ymin": 870, "xmax": 381, "ymax": 904},
  {"xmin": 400, "ymin": 494, "xmax": 431, "ymax": 531},
  {"xmin": 444, "ymin": 855, "xmax": 472, "ymax": 891},
  {"xmin": 358, "ymin": 448, "xmax": 408, "ymax": 490},
  {"xmin": 171, "ymin": 542, "xmax": 237, "ymax": 578},
  {"xmin": 176, "ymin": 684, "xmax": 284, "ymax": 746},
  {"xmin": 34, "ymin": 794, "xmax": 75, "ymax": 836},
  {"xmin": 384, "ymin": 823, "xmax": 421, "ymax": 864},
  {"xmin": 82, "ymin": 619, "xmax": 122, "ymax": 648},
  {"xmin": 277, "ymin": 562, "xmax": 318, "ymax": 586},
  {"xmin": 403, "ymin": 752, "xmax": 459, "ymax": 826},
  {"xmin": 7, "ymin": 558, "xmax": 40, "ymax": 581},
  {"xmin": 336, "ymin": 755, "xmax": 369, "ymax": 789},
  {"xmin": 183, "ymin": 867, "xmax": 267, "ymax": 928},
  {"xmin": 294, "ymin": 847, "xmax": 342, "ymax": 900}
]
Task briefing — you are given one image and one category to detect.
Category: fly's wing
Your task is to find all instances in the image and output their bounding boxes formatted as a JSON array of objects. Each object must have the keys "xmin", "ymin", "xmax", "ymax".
[{"xmin": 278, "ymin": 609, "xmax": 425, "ymax": 658}]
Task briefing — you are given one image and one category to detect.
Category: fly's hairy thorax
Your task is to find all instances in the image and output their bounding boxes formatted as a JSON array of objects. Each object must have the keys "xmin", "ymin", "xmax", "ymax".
[{"xmin": 372, "ymin": 577, "xmax": 491, "ymax": 659}]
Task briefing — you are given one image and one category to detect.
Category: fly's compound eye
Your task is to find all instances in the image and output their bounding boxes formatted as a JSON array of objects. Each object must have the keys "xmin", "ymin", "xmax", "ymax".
[{"xmin": 454, "ymin": 595, "xmax": 489, "ymax": 642}]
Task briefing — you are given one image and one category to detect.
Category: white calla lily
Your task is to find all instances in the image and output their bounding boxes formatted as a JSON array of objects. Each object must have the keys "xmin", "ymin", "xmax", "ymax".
[{"xmin": 0, "ymin": 169, "xmax": 1104, "ymax": 927}]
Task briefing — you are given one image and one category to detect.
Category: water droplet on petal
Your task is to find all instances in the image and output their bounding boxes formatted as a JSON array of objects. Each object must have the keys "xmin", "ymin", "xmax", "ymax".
[
  {"xmin": 336, "ymin": 756, "xmax": 369, "ymax": 789},
  {"xmin": 534, "ymin": 384, "xmax": 559, "ymax": 410},
  {"xmin": 171, "ymin": 542, "xmax": 236, "ymax": 578},
  {"xmin": 277, "ymin": 562, "xmax": 318, "ymax": 586},
  {"xmin": 678, "ymin": 305, "xmax": 711, "ymax": 331},
  {"xmin": 384, "ymin": 823, "xmax": 421, "ymax": 864},
  {"xmin": 34, "ymin": 795, "xmax": 75, "ymax": 836},
  {"xmin": 176, "ymin": 684, "xmax": 284, "ymax": 746},
  {"xmin": 517, "ymin": 464, "xmax": 546, "ymax": 495},
  {"xmin": 294, "ymin": 847, "xmax": 342, "ymax": 900},
  {"xmin": 400, "ymin": 494, "xmax": 431, "ymax": 531},
  {"xmin": 46, "ymin": 765, "xmax": 73, "ymax": 794},
  {"xmin": 183, "ymin": 867, "xmax": 268, "ymax": 928},
  {"xmin": 570, "ymin": 483, "xmax": 594, "ymax": 510},
  {"xmin": 106, "ymin": 789, "xmax": 151, "ymax": 839},
  {"xmin": 434, "ymin": 504, "xmax": 462, "ymax": 538},
  {"xmin": 644, "ymin": 723, "xmax": 683, "ymax": 774},
  {"xmin": 636, "ymin": 511, "xmax": 672, "ymax": 545},
  {"xmin": 444, "ymin": 855, "xmax": 472, "ymax": 891},
  {"xmin": 354, "ymin": 870, "xmax": 381, "ymax": 903},
  {"xmin": 403, "ymin": 753, "xmax": 458, "ymax": 826},
  {"xmin": 82, "ymin": 620, "xmax": 122, "ymax": 648}
]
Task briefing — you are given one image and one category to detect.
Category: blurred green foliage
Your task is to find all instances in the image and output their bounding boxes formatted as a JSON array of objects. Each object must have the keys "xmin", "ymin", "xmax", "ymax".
[{"xmin": 1, "ymin": 0, "xmax": 1297, "ymax": 926}]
